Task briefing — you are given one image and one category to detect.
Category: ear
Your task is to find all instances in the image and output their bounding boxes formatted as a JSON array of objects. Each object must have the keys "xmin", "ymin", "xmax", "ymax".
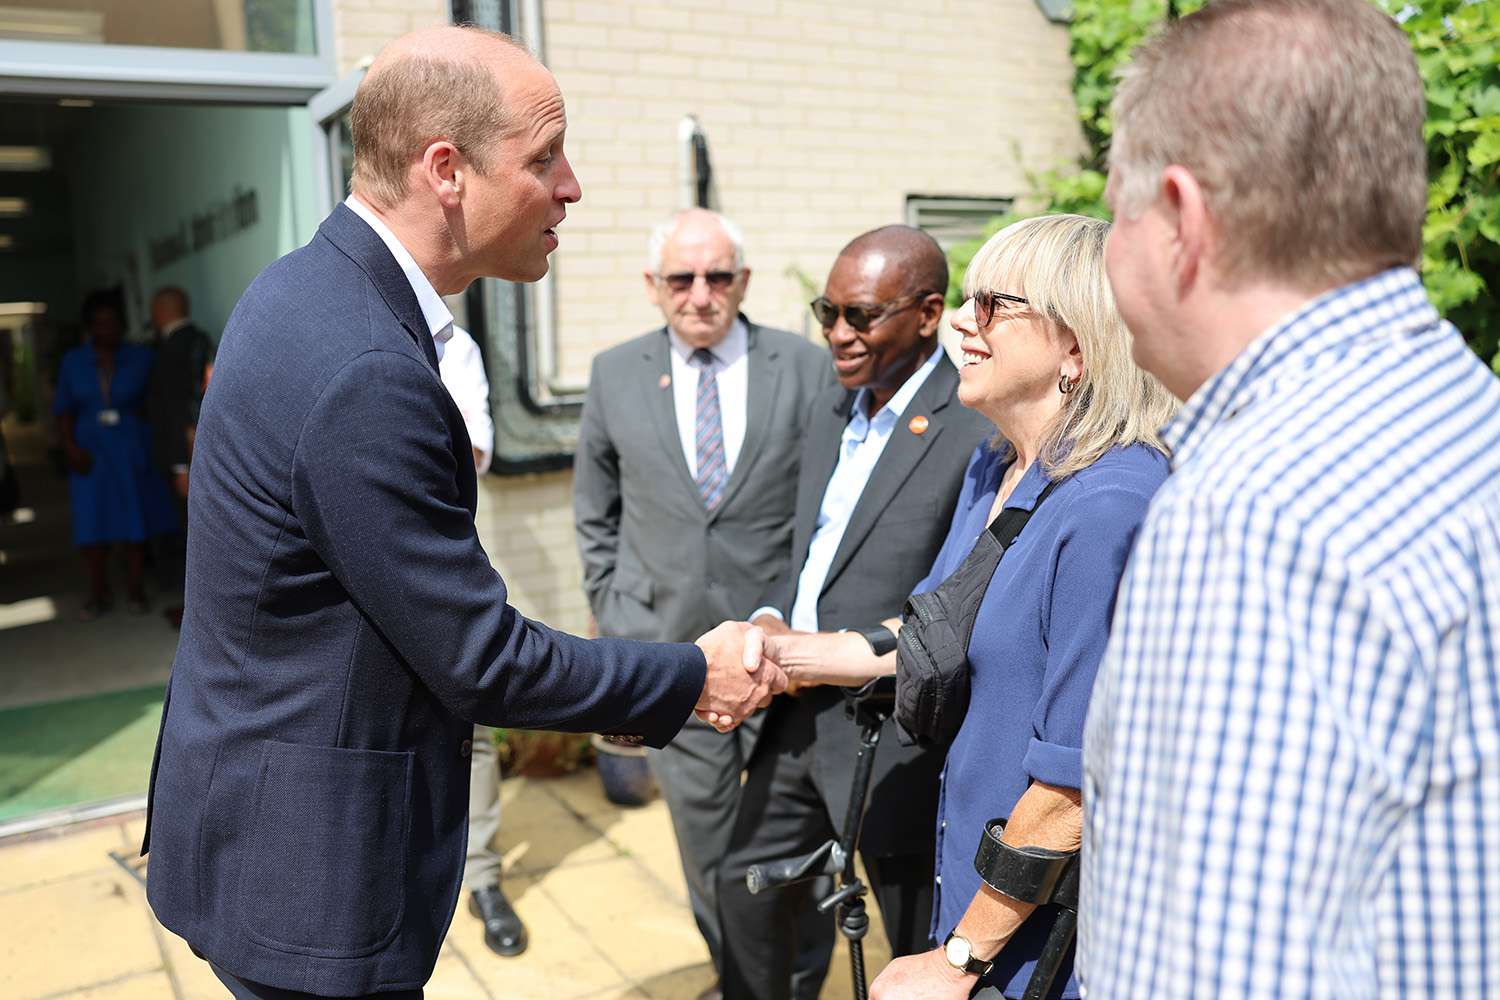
[
  {"xmin": 420, "ymin": 140, "xmax": 464, "ymax": 209},
  {"xmin": 1063, "ymin": 331, "xmax": 1084, "ymax": 381},
  {"xmin": 643, "ymin": 270, "xmax": 661, "ymax": 307},
  {"xmin": 737, "ymin": 266, "xmax": 752, "ymax": 296},
  {"xmin": 1160, "ymin": 165, "xmax": 1208, "ymax": 299},
  {"xmin": 918, "ymin": 291, "xmax": 945, "ymax": 339}
]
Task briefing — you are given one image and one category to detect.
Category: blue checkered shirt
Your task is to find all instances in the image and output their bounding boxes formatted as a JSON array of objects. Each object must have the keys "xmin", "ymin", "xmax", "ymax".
[{"xmin": 1080, "ymin": 268, "xmax": 1500, "ymax": 998}]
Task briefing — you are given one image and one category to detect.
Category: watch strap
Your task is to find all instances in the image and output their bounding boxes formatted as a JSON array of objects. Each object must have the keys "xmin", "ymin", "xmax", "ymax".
[{"xmin": 942, "ymin": 931, "xmax": 994, "ymax": 977}]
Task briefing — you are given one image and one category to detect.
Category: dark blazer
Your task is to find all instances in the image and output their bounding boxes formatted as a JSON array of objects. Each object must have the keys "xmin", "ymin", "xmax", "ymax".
[
  {"xmin": 146, "ymin": 321, "xmax": 215, "ymax": 474},
  {"xmin": 761, "ymin": 352, "xmax": 991, "ymax": 858},
  {"xmin": 573, "ymin": 321, "xmax": 831, "ymax": 644},
  {"xmin": 142, "ymin": 204, "xmax": 704, "ymax": 997}
]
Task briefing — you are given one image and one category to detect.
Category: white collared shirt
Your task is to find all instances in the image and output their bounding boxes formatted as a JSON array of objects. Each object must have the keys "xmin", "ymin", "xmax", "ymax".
[
  {"xmin": 784, "ymin": 346, "xmax": 943, "ymax": 631},
  {"xmin": 667, "ymin": 319, "xmax": 749, "ymax": 478},
  {"xmin": 344, "ymin": 195, "xmax": 454, "ymax": 361},
  {"xmin": 436, "ymin": 326, "xmax": 493, "ymax": 475}
]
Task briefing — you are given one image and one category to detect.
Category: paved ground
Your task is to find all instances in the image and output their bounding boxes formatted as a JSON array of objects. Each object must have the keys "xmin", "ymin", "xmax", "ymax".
[
  {"xmin": 1, "ymin": 419, "xmax": 183, "ymax": 713},
  {"xmin": 0, "ymin": 768, "xmax": 891, "ymax": 1000}
]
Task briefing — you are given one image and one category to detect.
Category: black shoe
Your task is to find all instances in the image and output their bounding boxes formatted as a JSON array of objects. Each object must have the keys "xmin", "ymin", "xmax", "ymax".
[{"xmin": 468, "ymin": 884, "xmax": 527, "ymax": 957}]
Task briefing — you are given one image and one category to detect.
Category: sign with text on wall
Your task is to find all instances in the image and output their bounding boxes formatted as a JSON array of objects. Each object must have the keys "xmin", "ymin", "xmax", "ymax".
[{"xmin": 147, "ymin": 186, "xmax": 259, "ymax": 271}]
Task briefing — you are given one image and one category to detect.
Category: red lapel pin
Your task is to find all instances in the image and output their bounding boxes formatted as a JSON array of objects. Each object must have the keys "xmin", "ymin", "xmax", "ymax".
[
  {"xmin": 659, "ymin": 373, "xmax": 671, "ymax": 389},
  {"xmin": 909, "ymin": 415, "xmax": 929, "ymax": 435}
]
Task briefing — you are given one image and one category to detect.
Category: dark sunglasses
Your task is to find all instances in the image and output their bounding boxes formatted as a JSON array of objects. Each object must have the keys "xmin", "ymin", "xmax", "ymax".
[
  {"xmin": 970, "ymin": 290, "xmax": 1029, "ymax": 329},
  {"xmin": 658, "ymin": 270, "xmax": 740, "ymax": 293},
  {"xmin": 809, "ymin": 291, "xmax": 936, "ymax": 333}
]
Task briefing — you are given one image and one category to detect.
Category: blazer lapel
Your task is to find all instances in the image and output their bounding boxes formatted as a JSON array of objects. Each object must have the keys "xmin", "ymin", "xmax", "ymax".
[
  {"xmin": 710, "ymin": 319, "xmax": 781, "ymax": 520},
  {"xmin": 641, "ymin": 330, "xmax": 702, "ymax": 505},
  {"xmin": 819, "ymin": 353, "xmax": 960, "ymax": 595},
  {"xmin": 319, "ymin": 204, "xmax": 439, "ymax": 371}
]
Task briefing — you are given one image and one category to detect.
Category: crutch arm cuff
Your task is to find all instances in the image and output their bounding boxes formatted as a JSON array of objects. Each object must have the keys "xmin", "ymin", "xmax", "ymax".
[{"xmin": 973, "ymin": 817, "xmax": 1076, "ymax": 906}]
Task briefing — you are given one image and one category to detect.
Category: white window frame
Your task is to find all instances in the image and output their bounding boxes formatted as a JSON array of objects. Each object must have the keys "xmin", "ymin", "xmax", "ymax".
[{"xmin": 0, "ymin": 0, "xmax": 335, "ymax": 104}]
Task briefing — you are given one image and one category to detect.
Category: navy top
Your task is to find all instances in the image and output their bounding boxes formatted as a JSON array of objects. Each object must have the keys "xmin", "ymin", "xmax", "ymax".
[{"xmin": 918, "ymin": 441, "xmax": 1168, "ymax": 998}]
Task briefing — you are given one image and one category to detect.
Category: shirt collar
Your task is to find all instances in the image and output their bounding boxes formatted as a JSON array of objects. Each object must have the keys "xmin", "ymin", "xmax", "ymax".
[
  {"xmin": 848, "ymin": 344, "xmax": 944, "ymax": 439},
  {"xmin": 667, "ymin": 317, "xmax": 749, "ymax": 366},
  {"xmin": 345, "ymin": 195, "xmax": 454, "ymax": 347},
  {"xmin": 1162, "ymin": 267, "xmax": 1439, "ymax": 469},
  {"xmin": 160, "ymin": 317, "xmax": 192, "ymax": 337}
]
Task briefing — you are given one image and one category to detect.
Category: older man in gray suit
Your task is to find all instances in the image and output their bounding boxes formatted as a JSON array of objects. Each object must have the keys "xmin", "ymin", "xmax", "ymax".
[{"xmin": 574, "ymin": 208, "xmax": 830, "ymax": 997}]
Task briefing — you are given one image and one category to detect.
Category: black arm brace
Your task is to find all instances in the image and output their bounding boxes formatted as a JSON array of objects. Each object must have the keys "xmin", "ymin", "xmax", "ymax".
[{"xmin": 973, "ymin": 817, "xmax": 1078, "ymax": 906}]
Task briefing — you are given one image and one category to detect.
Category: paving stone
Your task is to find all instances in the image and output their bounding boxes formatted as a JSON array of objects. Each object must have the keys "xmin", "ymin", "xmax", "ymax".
[
  {"xmin": 55, "ymin": 970, "xmax": 175, "ymax": 999},
  {"xmin": 0, "ymin": 871, "xmax": 161, "ymax": 999},
  {"xmin": 452, "ymin": 874, "xmax": 629, "ymax": 999},
  {"xmin": 0, "ymin": 825, "xmax": 121, "ymax": 893}
]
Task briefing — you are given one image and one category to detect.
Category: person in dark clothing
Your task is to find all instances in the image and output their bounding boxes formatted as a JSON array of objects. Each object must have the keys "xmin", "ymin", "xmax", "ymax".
[{"xmin": 145, "ymin": 286, "xmax": 214, "ymax": 627}]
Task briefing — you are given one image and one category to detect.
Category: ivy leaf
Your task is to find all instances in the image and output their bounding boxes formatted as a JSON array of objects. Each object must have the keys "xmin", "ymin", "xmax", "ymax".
[{"xmin": 1469, "ymin": 129, "xmax": 1500, "ymax": 169}]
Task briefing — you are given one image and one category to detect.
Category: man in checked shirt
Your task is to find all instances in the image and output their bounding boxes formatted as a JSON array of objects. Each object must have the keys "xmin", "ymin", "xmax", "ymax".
[{"xmin": 1082, "ymin": 1, "xmax": 1500, "ymax": 997}]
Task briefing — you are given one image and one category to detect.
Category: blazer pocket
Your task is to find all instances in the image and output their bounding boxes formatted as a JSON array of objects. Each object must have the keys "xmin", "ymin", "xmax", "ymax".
[
  {"xmin": 241, "ymin": 741, "xmax": 413, "ymax": 958},
  {"xmin": 609, "ymin": 564, "xmax": 655, "ymax": 607}
]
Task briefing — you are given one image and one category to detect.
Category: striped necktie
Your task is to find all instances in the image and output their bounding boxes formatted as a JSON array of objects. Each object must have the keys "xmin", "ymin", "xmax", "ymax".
[{"xmin": 691, "ymin": 348, "xmax": 728, "ymax": 510}]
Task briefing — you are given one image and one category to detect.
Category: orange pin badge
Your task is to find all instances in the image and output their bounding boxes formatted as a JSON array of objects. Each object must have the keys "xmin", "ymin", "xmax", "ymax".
[
  {"xmin": 659, "ymin": 374, "xmax": 671, "ymax": 389},
  {"xmin": 909, "ymin": 415, "xmax": 929, "ymax": 435}
]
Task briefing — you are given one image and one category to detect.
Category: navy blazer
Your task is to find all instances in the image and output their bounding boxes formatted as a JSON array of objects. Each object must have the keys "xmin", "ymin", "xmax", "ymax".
[{"xmin": 142, "ymin": 204, "xmax": 705, "ymax": 996}]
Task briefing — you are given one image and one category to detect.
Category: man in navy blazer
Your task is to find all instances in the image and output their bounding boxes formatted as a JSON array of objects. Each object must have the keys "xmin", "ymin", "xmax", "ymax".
[{"xmin": 141, "ymin": 27, "xmax": 783, "ymax": 1000}]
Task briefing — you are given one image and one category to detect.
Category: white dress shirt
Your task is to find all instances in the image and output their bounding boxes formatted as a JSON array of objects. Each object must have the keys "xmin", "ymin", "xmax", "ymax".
[
  {"xmin": 344, "ymin": 195, "xmax": 454, "ymax": 360},
  {"xmin": 667, "ymin": 319, "xmax": 749, "ymax": 478},
  {"xmin": 773, "ymin": 346, "xmax": 943, "ymax": 632},
  {"xmin": 436, "ymin": 326, "xmax": 494, "ymax": 475}
]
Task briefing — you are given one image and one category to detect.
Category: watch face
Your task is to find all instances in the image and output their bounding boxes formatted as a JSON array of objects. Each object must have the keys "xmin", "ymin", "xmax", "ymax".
[{"xmin": 945, "ymin": 935, "xmax": 969, "ymax": 966}]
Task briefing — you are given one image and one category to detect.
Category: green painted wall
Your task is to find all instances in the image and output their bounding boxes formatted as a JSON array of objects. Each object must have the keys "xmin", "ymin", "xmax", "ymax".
[{"xmin": 68, "ymin": 102, "xmax": 318, "ymax": 341}]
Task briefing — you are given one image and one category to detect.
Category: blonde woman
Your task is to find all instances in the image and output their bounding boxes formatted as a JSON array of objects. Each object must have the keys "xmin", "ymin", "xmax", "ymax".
[{"xmin": 765, "ymin": 214, "xmax": 1177, "ymax": 999}]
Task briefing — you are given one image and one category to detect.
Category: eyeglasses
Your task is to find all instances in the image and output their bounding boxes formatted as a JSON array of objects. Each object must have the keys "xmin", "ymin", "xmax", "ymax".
[
  {"xmin": 810, "ymin": 291, "xmax": 936, "ymax": 333},
  {"xmin": 657, "ymin": 270, "xmax": 740, "ymax": 293},
  {"xmin": 970, "ymin": 290, "xmax": 1029, "ymax": 329}
]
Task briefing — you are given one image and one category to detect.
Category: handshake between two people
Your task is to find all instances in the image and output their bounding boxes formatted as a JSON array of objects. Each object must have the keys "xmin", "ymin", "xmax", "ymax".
[{"xmin": 691, "ymin": 616, "xmax": 900, "ymax": 733}]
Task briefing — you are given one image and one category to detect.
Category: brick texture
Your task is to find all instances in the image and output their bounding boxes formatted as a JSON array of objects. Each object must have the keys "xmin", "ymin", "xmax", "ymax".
[{"xmin": 547, "ymin": 0, "xmax": 1084, "ymax": 386}]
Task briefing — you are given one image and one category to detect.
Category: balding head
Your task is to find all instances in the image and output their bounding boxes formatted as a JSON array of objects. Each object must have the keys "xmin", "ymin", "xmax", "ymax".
[
  {"xmin": 836, "ymin": 225, "xmax": 948, "ymax": 300},
  {"xmin": 350, "ymin": 26, "xmax": 535, "ymax": 208},
  {"xmin": 150, "ymin": 286, "xmax": 190, "ymax": 333}
]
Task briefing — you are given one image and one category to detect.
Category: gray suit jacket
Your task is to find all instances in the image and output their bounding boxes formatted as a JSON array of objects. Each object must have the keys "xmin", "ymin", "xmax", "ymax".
[
  {"xmin": 574, "ymin": 317, "xmax": 833, "ymax": 645},
  {"xmin": 759, "ymin": 351, "xmax": 993, "ymax": 857}
]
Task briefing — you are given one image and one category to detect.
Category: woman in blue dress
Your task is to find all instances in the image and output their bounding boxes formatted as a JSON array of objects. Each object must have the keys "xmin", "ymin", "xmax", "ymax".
[
  {"xmin": 763, "ymin": 214, "xmax": 1178, "ymax": 999},
  {"xmin": 54, "ymin": 291, "xmax": 178, "ymax": 619}
]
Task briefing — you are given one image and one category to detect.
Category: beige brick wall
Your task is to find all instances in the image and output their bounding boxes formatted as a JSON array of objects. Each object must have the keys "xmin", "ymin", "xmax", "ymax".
[
  {"xmin": 543, "ymin": 0, "xmax": 1084, "ymax": 386},
  {"xmin": 473, "ymin": 471, "xmax": 592, "ymax": 634},
  {"xmin": 333, "ymin": 0, "xmax": 449, "ymax": 74}
]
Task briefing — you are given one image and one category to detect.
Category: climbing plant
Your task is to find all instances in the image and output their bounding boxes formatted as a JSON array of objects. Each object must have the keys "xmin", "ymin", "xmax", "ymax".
[{"xmin": 950, "ymin": 0, "xmax": 1500, "ymax": 372}]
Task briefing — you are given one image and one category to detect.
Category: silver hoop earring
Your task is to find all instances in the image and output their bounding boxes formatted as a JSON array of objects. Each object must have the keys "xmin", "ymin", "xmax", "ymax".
[{"xmin": 1059, "ymin": 373, "xmax": 1079, "ymax": 395}]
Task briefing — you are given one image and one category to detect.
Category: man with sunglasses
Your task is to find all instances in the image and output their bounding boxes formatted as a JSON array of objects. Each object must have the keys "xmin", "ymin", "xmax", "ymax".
[
  {"xmin": 574, "ymin": 208, "xmax": 831, "ymax": 1000},
  {"xmin": 716, "ymin": 226, "xmax": 992, "ymax": 1000}
]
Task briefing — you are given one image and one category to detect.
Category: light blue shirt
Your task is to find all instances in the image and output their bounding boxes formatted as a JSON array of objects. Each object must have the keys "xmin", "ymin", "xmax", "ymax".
[{"xmin": 786, "ymin": 347, "xmax": 943, "ymax": 632}]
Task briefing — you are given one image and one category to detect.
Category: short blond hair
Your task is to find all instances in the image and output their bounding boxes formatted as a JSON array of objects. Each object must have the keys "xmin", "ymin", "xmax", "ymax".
[
  {"xmin": 349, "ymin": 28, "xmax": 526, "ymax": 208},
  {"xmin": 964, "ymin": 214, "xmax": 1178, "ymax": 478},
  {"xmin": 1110, "ymin": 0, "xmax": 1426, "ymax": 290}
]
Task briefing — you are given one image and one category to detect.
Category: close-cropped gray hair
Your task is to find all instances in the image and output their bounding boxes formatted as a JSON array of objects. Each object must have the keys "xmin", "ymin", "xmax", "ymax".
[
  {"xmin": 1109, "ymin": 0, "xmax": 1426, "ymax": 291},
  {"xmin": 647, "ymin": 209, "xmax": 746, "ymax": 272}
]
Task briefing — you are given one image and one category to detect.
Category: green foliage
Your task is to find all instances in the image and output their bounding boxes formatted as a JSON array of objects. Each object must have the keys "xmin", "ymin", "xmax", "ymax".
[
  {"xmin": 950, "ymin": 0, "xmax": 1500, "ymax": 370},
  {"xmin": 1402, "ymin": 0, "xmax": 1500, "ymax": 370}
]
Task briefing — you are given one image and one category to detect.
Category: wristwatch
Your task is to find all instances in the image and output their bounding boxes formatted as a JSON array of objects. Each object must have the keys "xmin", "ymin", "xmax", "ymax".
[{"xmin": 942, "ymin": 930, "xmax": 993, "ymax": 977}]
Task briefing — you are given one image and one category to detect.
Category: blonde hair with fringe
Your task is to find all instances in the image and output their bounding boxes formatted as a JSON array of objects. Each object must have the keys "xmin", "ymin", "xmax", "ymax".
[{"xmin": 963, "ymin": 214, "xmax": 1178, "ymax": 479}]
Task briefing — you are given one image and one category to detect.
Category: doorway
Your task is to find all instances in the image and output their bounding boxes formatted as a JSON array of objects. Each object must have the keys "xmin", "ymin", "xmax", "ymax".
[{"xmin": 0, "ymin": 91, "xmax": 324, "ymax": 832}]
